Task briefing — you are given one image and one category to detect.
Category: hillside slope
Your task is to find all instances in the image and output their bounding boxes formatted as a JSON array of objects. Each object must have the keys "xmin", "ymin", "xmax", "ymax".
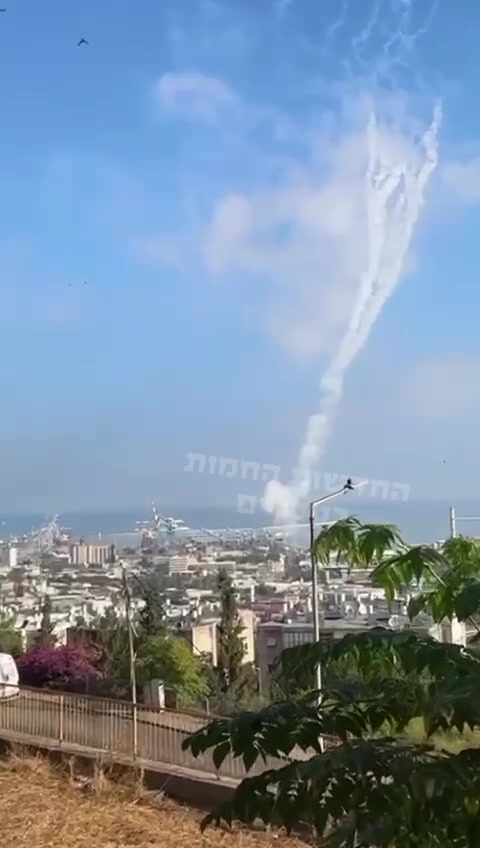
[{"xmin": 0, "ymin": 754, "xmax": 303, "ymax": 848}]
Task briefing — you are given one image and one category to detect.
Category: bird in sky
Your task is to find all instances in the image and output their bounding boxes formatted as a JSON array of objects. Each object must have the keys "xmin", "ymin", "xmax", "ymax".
[
  {"xmin": 0, "ymin": 9, "xmax": 7, "ymax": 12},
  {"xmin": 77, "ymin": 38, "xmax": 89, "ymax": 46}
]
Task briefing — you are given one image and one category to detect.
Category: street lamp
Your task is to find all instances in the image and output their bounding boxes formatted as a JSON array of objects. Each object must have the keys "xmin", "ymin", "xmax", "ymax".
[{"xmin": 310, "ymin": 478, "xmax": 369, "ymax": 697}]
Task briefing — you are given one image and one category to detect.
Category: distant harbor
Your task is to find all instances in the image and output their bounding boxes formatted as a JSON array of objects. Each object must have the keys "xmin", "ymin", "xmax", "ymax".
[{"xmin": 0, "ymin": 499, "xmax": 480, "ymax": 546}]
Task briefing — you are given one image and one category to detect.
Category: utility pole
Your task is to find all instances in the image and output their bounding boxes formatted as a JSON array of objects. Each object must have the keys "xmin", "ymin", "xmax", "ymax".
[
  {"xmin": 449, "ymin": 506, "xmax": 457, "ymax": 539},
  {"xmin": 121, "ymin": 564, "xmax": 138, "ymax": 758},
  {"xmin": 449, "ymin": 505, "xmax": 480, "ymax": 539}
]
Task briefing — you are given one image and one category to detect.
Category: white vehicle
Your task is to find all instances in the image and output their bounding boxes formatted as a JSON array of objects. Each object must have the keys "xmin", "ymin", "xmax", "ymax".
[{"xmin": 0, "ymin": 652, "xmax": 19, "ymax": 698}]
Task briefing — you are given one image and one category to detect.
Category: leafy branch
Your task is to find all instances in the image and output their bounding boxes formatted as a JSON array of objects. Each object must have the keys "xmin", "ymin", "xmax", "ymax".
[
  {"xmin": 372, "ymin": 543, "xmax": 480, "ymax": 632},
  {"xmin": 182, "ymin": 519, "xmax": 480, "ymax": 847},
  {"xmin": 277, "ymin": 627, "xmax": 480, "ymax": 683},
  {"xmin": 316, "ymin": 518, "xmax": 480, "ymax": 630},
  {"xmin": 313, "ymin": 516, "xmax": 405, "ymax": 569},
  {"xmin": 199, "ymin": 741, "xmax": 480, "ymax": 847}
]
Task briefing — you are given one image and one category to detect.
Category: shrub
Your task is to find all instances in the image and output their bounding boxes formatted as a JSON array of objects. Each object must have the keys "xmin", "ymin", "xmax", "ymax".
[{"xmin": 17, "ymin": 644, "xmax": 103, "ymax": 692}]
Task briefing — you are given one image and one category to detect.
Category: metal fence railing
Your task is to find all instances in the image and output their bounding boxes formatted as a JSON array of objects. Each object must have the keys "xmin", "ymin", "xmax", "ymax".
[{"xmin": 0, "ymin": 685, "xmax": 293, "ymax": 781}]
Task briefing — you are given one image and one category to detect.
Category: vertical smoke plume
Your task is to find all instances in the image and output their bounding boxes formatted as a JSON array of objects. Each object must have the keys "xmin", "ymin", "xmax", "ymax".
[{"xmin": 263, "ymin": 1, "xmax": 441, "ymax": 523}]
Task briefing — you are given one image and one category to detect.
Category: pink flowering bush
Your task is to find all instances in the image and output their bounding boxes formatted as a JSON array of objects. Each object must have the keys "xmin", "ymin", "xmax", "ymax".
[{"xmin": 17, "ymin": 644, "xmax": 103, "ymax": 692}]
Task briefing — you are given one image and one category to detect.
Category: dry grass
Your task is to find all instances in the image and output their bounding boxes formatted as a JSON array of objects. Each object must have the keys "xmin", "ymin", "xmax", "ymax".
[{"xmin": 0, "ymin": 753, "xmax": 304, "ymax": 848}]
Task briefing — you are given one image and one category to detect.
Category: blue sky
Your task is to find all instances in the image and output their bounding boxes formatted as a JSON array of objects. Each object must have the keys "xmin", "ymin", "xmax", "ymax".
[{"xmin": 2, "ymin": 0, "xmax": 480, "ymax": 515}]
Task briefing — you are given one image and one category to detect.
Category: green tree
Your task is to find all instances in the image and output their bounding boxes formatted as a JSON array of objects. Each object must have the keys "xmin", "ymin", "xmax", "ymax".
[
  {"xmin": 36, "ymin": 595, "xmax": 55, "ymax": 647},
  {"xmin": 273, "ymin": 638, "xmax": 396, "ymax": 700},
  {"xmin": 87, "ymin": 606, "xmax": 130, "ymax": 682},
  {"xmin": 216, "ymin": 568, "xmax": 246, "ymax": 693},
  {"xmin": 183, "ymin": 518, "xmax": 480, "ymax": 848},
  {"xmin": 134, "ymin": 574, "xmax": 166, "ymax": 638},
  {"xmin": 0, "ymin": 613, "xmax": 23, "ymax": 656},
  {"xmin": 210, "ymin": 569, "xmax": 260, "ymax": 713},
  {"xmin": 94, "ymin": 605, "xmax": 121, "ymax": 631},
  {"xmin": 313, "ymin": 514, "xmax": 404, "ymax": 570},
  {"xmin": 136, "ymin": 634, "xmax": 208, "ymax": 706}
]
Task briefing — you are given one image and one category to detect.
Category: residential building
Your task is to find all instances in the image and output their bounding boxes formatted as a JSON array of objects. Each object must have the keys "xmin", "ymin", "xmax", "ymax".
[
  {"xmin": 256, "ymin": 615, "xmax": 467, "ymax": 694},
  {"xmin": 173, "ymin": 608, "xmax": 255, "ymax": 666},
  {"xmin": 0, "ymin": 545, "xmax": 17, "ymax": 569},
  {"xmin": 168, "ymin": 555, "xmax": 192, "ymax": 575},
  {"xmin": 70, "ymin": 543, "xmax": 113, "ymax": 566}
]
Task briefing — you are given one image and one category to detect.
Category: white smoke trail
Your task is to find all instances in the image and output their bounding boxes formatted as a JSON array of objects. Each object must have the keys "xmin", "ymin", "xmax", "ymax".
[
  {"xmin": 262, "ymin": 0, "xmax": 441, "ymax": 522},
  {"xmin": 263, "ymin": 96, "xmax": 442, "ymax": 523}
]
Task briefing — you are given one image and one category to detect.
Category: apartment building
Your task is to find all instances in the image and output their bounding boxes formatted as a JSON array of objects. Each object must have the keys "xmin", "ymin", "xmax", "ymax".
[
  {"xmin": 256, "ymin": 614, "xmax": 467, "ymax": 694},
  {"xmin": 70, "ymin": 543, "xmax": 113, "ymax": 566},
  {"xmin": 173, "ymin": 608, "xmax": 255, "ymax": 666},
  {"xmin": 0, "ymin": 545, "xmax": 17, "ymax": 569}
]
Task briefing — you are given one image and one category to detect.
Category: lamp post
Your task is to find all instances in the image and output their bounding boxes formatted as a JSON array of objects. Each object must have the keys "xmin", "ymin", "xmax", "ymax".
[{"xmin": 310, "ymin": 478, "xmax": 368, "ymax": 697}]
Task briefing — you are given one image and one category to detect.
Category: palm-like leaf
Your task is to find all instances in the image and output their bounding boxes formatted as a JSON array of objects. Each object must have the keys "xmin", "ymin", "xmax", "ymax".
[
  {"xmin": 372, "ymin": 545, "xmax": 448, "ymax": 602},
  {"xmin": 313, "ymin": 517, "xmax": 404, "ymax": 571},
  {"xmin": 442, "ymin": 536, "xmax": 480, "ymax": 578},
  {"xmin": 366, "ymin": 530, "xmax": 480, "ymax": 622},
  {"xmin": 407, "ymin": 577, "xmax": 480, "ymax": 627},
  {"xmin": 313, "ymin": 516, "xmax": 360, "ymax": 565},
  {"xmin": 355, "ymin": 522, "xmax": 405, "ymax": 566}
]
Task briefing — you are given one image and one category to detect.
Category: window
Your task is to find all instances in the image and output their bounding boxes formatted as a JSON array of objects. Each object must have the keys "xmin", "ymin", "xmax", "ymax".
[{"xmin": 267, "ymin": 638, "xmax": 277, "ymax": 647}]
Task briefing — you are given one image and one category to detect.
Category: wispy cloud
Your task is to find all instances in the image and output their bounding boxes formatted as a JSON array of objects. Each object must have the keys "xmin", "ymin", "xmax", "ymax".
[
  {"xmin": 143, "ymin": 70, "xmax": 480, "ymax": 359},
  {"xmin": 146, "ymin": 81, "xmax": 443, "ymax": 358},
  {"xmin": 155, "ymin": 72, "xmax": 239, "ymax": 123}
]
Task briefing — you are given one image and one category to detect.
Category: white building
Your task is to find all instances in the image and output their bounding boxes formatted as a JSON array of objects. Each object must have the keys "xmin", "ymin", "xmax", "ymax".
[
  {"xmin": 0, "ymin": 545, "xmax": 17, "ymax": 569},
  {"xmin": 70, "ymin": 543, "xmax": 112, "ymax": 566},
  {"xmin": 167, "ymin": 554, "xmax": 204, "ymax": 574}
]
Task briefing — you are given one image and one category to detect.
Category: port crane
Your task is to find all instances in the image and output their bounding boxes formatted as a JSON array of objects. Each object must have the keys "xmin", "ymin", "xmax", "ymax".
[
  {"xmin": 136, "ymin": 502, "xmax": 187, "ymax": 553},
  {"xmin": 30, "ymin": 514, "xmax": 63, "ymax": 553},
  {"xmin": 135, "ymin": 510, "xmax": 331, "ymax": 552}
]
